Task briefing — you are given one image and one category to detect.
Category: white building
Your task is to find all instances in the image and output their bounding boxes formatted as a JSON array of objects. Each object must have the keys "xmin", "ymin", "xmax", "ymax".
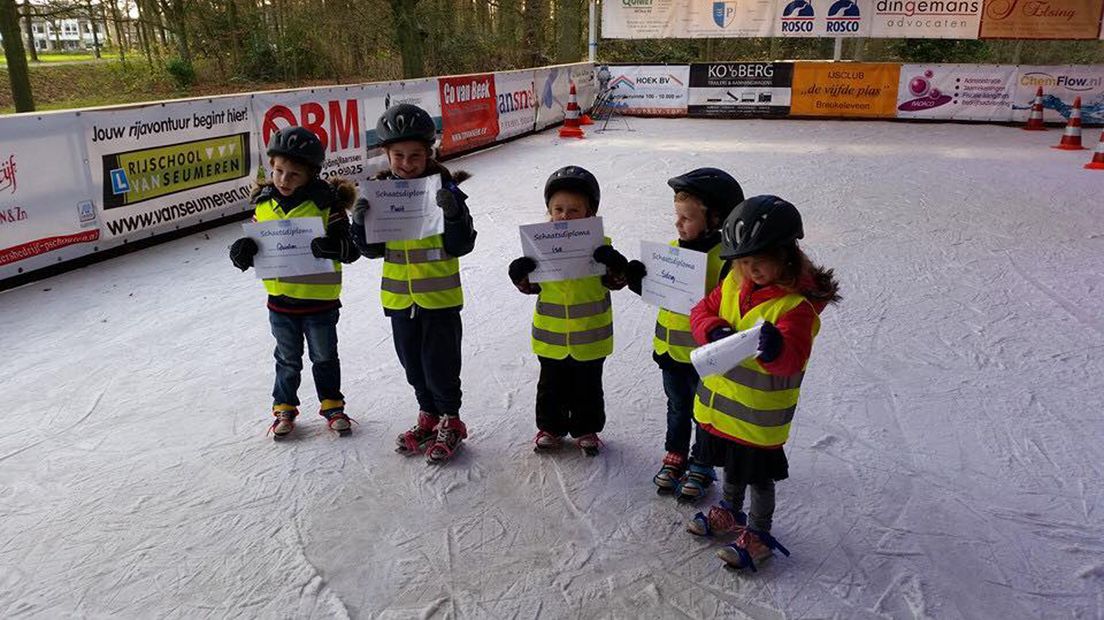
[{"xmin": 30, "ymin": 17, "xmax": 108, "ymax": 52}]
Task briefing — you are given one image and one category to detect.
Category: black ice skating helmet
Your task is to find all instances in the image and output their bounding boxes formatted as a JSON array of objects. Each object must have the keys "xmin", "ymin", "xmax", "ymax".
[
  {"xmin": 667, "ymin": 168, "xmax": 745, "ymax": 225},
  {"xmin": 720, "ymin": 195, "xmax": 804, "ymax": 259},
  {"xmin": 266, "ymin": 126, "xmax": 325, "ymax": 169},
  {"xmin": 376, "ymin": 103, "xmax": 437, "ymax": 147},
  {"xmin": 544, "ymin": 165, "xmax": 601, "ymax": 213}
]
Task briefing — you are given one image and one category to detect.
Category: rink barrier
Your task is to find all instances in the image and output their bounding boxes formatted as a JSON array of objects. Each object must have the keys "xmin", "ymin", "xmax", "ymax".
[{"xmin": 0, "ymin": 62, "xmax": 596, "ymax": 290}]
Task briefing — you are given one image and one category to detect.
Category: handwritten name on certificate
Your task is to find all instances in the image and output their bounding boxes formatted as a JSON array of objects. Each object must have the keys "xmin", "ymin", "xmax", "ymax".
[
  {"xmin": 242, "ymin": 218, "xmax": 333, "ymax": 279},
  {"xmin": 361, "ymin": 176, "xmax": 443, "ymax": 243},
  {"xmin": 639, "ymin": 241, "xmax": 708, "ymax": 314},
  {"xmin": 519, "ymin": 217, "xmax": 605, "ymax": 283}
]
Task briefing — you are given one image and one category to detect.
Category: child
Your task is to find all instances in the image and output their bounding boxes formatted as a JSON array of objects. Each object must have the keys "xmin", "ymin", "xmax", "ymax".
[
  {"xmin": 350, "ymin": 103, "xmax": 477, "ymax": 464},
  {"xmin": 686, "ymin": 195, "xmax": 840, "ymax": 571},
  {"xmin": 623, "ymin": 168, "xmax": 744, "ymax": 501},
  {"xmin": 228, "ymin": 126, "xmax": 360, "ymax": 439},
  {"xmin": 508, "ymin": 165, "xmax": 629, "ymax": 456}
]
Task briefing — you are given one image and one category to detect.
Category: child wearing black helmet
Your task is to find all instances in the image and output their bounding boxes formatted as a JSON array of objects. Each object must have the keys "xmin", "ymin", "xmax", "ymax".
[
  {"xmin": 623, "ymin": 168, "xmax": 744, "ymax": 502},
  {"xmin": 350, "ymin": 103, "xmax": 477, "ymax": 464},
  {"xmin": 686, "ymin": 195, "xmax": 840, "ymax": 572},
  {"xmin": 228, "ymin": 126, "xmax": 360, "ymax": 439},
  {"xmin": 508, "ymin": 165, "xmax": 629, "ymax": 456}
]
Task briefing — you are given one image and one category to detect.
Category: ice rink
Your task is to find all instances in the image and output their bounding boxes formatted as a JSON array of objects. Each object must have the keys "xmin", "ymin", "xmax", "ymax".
[{"xmin": 2, "ymin": 117, "xmax": 1103, "ymax": 618}]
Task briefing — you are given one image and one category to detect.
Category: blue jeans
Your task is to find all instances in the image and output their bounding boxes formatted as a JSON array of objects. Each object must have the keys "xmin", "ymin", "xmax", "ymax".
[
  {"xmin": 269, "ymin": 308, "xmax": 342, "ymax": 408},
  {"xmin": 662, "ymin": 363, "xmax": 701, "ymax": 456}
]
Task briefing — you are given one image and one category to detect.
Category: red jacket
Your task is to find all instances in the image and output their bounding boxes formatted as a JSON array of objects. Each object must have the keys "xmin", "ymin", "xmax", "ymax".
[{"xmin": 690, "ymin": 275, "xmax": 826, "ymax": 377}]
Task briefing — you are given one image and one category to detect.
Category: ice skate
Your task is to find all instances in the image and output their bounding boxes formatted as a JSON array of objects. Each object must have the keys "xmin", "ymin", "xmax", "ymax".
[
  {"xmin": 533, "ymin": 430, "xmax": 565, "ymax": 452},
  {"xmin": 653, "ymin": 451, "xmax": 687, "ymax": 494},
  {"xmin": 675, "ymin": 462, "xmax": 715, "ymax": 503},
  {"xmin": 319, "ymin": 401, "xmax": 353, "ymax": 436},
  {"xmin": 396, "ymin": 411, "xmax": 439, "ymax": 455},
  {"xmin": 687, "ymin": 500, "xmax": 746, "ymax": 537},
  {"xmin": 717, "ymin": 529, "xmax": 790, "ymax": 572},
  {"xmin": 269, "ymin": 407, "xmax": 299, "ymax": 440},
  {"xmin": 576, "ymin": 433, "xmax": 603, "ymax": 457},
  {"xmin": 426, "ymin": 415, "xmax": 467, "ymax": 464}
]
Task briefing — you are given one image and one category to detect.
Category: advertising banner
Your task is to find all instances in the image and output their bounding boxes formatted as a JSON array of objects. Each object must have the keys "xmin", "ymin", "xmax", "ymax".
[
  {"xmin": 494, "ymin": 70, "xmax": 538, "ymax": 140},
  {"xmin": 774, "ymin": 0, "xmax": 873, "ymax": 38},
  {"xmin": 0, "ymin": 113, "xmax": 100, "ymax": 279},
  {"xmin": 602, "ymin": 0, "xmax": 775, "ymax": 38},
  {"xmin": 254, "ymin": 85, "xmax": 370, "ymax": 183},
  {"xmin": 606, "ymin": 65, "xmax": 691, "ymax": 116},
  {"xmin": 791, "ymin": 62, "xmax": 902, "ymax": 117},
  {"xmin": 688, "ymin": 62, "xmax": 793, "ymax": 117},
  {"xmin": 438, "ymin": 73, "xmax": 500, "ymax": 156},
  {"xmin": 84, "ymin": 97, "xmax": 256, "ymax": 240},
  {"xmin": 570, "ymin": 63, "xmax": 599, "ymax": 111},
  {"xmin": 980, "ymin": 0, "xmax": 1104, "ymax": 39},
  {"xmin": 1013, "ymin": 65, "xmax": 1104, "ymax": 123},
  {"xmin": 535, "ymin": 67, "xmax": 569, "ymax": 129},
  {"xmin": 896, "ymin": 64, "xmax": 1016, "ymax": 120},
  {"xmin": 869, "ymin": 0, "xmax": 983, "ymax": 39}
]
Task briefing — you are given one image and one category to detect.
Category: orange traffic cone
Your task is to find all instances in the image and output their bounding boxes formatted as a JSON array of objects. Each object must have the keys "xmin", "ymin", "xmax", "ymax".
[
  {"xmin": 1085, "ymin": 130, "xmax": 1104, "ymax": 170},
  {"xmin": 1023, "ymin": 87, "xmax": 1047, "ymax": 131},
  {"xmin": 559, "ymin": 82, "xmax": 585, "ymax": 139},
  {"xmin": 581, "ymin": 113, "xmax": 595, "ymax": 126},
  {"xmin": 1052, "ymin": 97, "xmax": 1086, "ymax": 150}
]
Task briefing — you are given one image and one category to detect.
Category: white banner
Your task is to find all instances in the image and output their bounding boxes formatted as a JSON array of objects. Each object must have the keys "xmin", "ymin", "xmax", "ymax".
[
  {"xmin": 896, "ymin": 64, "xmax": 1016, "ymax": 121},
  {"xmin": 0, "ymin": 113, "xmax": 100, "ymax": 279},
  {"xmin": 774, "ymin": 0, "xmax": 873, "ymax": 37},
  {"xmin": 242, "ymin": 218, "xmax": 333, "ymax": 279},
  {"xmin": 360, "ymin": 176, "xmax": 444, "ymax": 243},
  {"xmin": 1013, "ymin": 66, "xmax": 1104, "ymax": 124},
  {"xmin": 253, "ymin": 85, "xmax": 375, "ymax": 184},
  {"xmin": 570, "ymin": 63, "xmax": 599, "ymax": 111},
  {"xmin": 494, "ymin": 70, "xmax": 538, "ymax": 140},
  {"xmin": 361, "ymin": 78, "xmax": 442, "ymax": 175},
  {"xmin": 519, "ymin": 217, "xmax": 605, "ymax": 283},
  {"xmin": 869, "ymin": 0, "xmax": 982, "ymax": 39},
  {"xmin": 606, "ymin": 65, "xmax": 691, "ymax": 116},
  {"xmin": 639, "ymin": 241, "xmax": 709, "ymax": 314},
  {"xmin": 602, "ymin": 0, "xmax": 775, "ymax": 38},
  {"xmin": 535, "ymin": 67, "xmax": 568, "ymax": 129},
  {"xmin": 84, "ymin": 96, "xmax": 256, "ymax": 240}
]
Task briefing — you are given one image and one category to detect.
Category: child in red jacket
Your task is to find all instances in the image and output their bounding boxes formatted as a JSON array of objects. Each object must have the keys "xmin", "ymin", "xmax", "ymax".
[{"xmin": 686, "ymin": 195, "xmax": 840, "ymax": 572}]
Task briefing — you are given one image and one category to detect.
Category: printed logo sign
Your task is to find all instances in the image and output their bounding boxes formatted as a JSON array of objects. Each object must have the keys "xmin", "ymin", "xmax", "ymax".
[
  {"xmin": 895, "ymin": 64, "xmax": 1016, "ymax": 120},
  {"xmin": 1012, "ymin": 66, "xmax": 1104, "ymax": 123},
  {"xmin": 714, "ymin": 1, "xmax": 739, "ymax": 27},
  {"xmin": 0, "ymin": 155, "xmax": 16, "ymax": 195},
  {"xmin": 438, "ymin": 74, "xmax": 500, "ymax": 156},
  {"xmin": 791, "ymin": 62, "xmax": 902, "ymax": 117},
  {"xmin": 688, "ymin": 63, "xmax": 794, "ymax": 118},
  {"xmin": 260, "ymin": 96, "xmax": 364, "ymax": 180},
  {"xmin": 870, "ymin": 0, "xmax": 982, "ymax": 38},
  {"xmin": 606, "ymin": 65, "xmax": 691, "ymax": 116},
  {"xmin": 980, "ymin": 0, "xmax": 1104, "ymax": 39}
]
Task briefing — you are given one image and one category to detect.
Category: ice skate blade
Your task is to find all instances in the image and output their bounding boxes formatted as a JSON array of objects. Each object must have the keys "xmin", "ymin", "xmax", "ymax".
[{"xmin": 582, "ymin": 447, "xmax": 600, "ymax": 457}]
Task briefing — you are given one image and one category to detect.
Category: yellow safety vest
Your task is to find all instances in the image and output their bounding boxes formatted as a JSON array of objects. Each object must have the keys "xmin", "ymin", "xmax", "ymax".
[
  {"xmin": 381, "ymin": 234, "xmax": 463, "ymax": 310},
  {"xmin": 653, "ymin": 241, "xmax": 725, "ymax": 363},
  {"xmin": 693, "ymin": 272, "xmax": 820, "ymax": 448},
  {"xmin": 531, "ymin": 237, "xmax": 615, "ymax": 361},
  {"xmin": 254, "ymin": 198, "xmax": 342, "ymax": 301}
]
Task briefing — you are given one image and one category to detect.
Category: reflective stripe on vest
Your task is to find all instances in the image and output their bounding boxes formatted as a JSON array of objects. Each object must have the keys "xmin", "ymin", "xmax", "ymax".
[
  {"xmin": 381, "ymin": 234, "xmax": 463, "ymax": 310},
  {"xmin": 692, "ymin": 272, "xmax": 819, "ymax": 448},
  {"xmin": 254, "ymin": 198, "xmax": 342, "ymax": 301},
  {"xmin": 531, "ymin": 236, "xmax": 614, "ymax": 361},
  {"xmin": 653, "ymin": 241, "xmax": 725, "ymax": 363}
]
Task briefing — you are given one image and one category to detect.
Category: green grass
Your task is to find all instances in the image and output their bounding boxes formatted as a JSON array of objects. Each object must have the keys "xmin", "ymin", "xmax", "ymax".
[{"xmin": 0, "ymin": 52, "xmax": 100, "ymax": 66}]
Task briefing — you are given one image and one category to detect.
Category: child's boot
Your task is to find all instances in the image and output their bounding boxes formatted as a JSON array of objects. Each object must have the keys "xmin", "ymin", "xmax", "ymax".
[
  {"xmin": 426, "ymin": 415, "xmax": 467, "ymax": 464},
  {"xmin": 533, "ymin": 430, "xmax": 565, "ymax": 452},
  {"xmin": 576, "ymin": 433, "xmax": 603, "ymax": 457},
  {"xmin": 270, "ymin": 405, "xmax": 299, "ymax": 440},
  {"xmin": 687, "ymin": 500, "xmax": 746, "ymax": 537},
  {"xmin": 653, "ymin": 451, "xmax": 687, "ymax": 494},
  {"xmin": 716, "ymin": 529, "xmax": 790, "ymax": 572},
  {"xmin": 319, "ymin": 400, "xmax": 353, "ymax": 436},
  {"xmin": 675, "ymin": 462, "xmax": 715, "ymax": 502},
  {"xmin": 396, "ymin": 411, "xmax": 439, "ymax": 455}
]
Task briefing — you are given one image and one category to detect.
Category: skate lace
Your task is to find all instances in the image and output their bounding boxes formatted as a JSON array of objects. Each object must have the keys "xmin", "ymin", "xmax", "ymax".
[
  {"xmin": 662, "ymin": 452, "xmax": 687, "ymax": 468},
  {"xmin": 709, "ymin": 505, "xmax": 742, "ymax": 533}
]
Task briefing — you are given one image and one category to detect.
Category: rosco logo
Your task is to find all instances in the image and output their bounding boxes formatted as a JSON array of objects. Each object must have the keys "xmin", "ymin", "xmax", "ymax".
[
  {"xmin": 826, "ymin": 0, "xmax": 861, "ymax": 32},
  {"xmin": 781, "ymin": 0, "xmax": 815, "ymax": 32},
  {"xmin": 0, "ymin": 154, "xmax": 16, "ymax": 194}
]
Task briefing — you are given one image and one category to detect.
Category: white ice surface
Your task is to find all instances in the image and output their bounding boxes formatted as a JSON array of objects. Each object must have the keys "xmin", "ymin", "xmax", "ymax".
[{"xmin": 2, "ymin": 118, "xmax": 1103, "ymax": 618}]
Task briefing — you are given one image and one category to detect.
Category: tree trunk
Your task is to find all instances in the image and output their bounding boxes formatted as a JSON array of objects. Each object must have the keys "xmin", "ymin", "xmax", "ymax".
[
  {"xmin": 108, "ymin": 0, "xmax": 125, "ymax": 61},
  {"xmin": 19, "ymin": 0, "xmax": 37, "ymax": 61},
  {"xmin": 226, "ymin": 0, "xmax": 242, "ymax": 73},
  {"xmin": 1, "ymin": 0, "xmax": 35, "ymax": 111},
  {"xmin": 523, "ymin": 0, "xmax": 545, "ymax": 66},
  {"xmin": 554, "ymin": 0, "xmax": 580, "ymax": 63},
  {"xmin": 86, "ymin": 0, "xmax": 101, "ymax": 58},
  {"xmin": 390, "ymin": 0, "xmax": 424, "ymax": 78}
]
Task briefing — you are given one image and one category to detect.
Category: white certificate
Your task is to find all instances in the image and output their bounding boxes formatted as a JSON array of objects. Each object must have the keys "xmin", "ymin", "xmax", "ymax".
[
  {"xmin": 361, "ymin": 176, "xmax": 444, "ymax": 243},
  {"xmin": 690, "ymin": 322, "xmax": 763, "ymax": 378},
  {"xmin": 639, "ymin": 241, "xmax": 708, "ymax": 315},
  {"xmin": 519, "ymin": 216, "xmax": 606, "ymax": 283},
  {"xmin": 242, "ymin": 218, "xmax": 333, "ymax": 280}
]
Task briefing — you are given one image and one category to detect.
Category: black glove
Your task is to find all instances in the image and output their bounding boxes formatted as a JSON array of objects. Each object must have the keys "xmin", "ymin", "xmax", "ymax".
[
  {"xmin": 708, "ymin": 326, "xmax": 735, "ymax": 342},
  {"xmin": 436, "ymin": 187, "xmax": 463, "ymax": 219},
  {"xmin": 509, "ymin": 256, "xmax": 541, "ymax": 294},
  {"xmin": 626, "ymin": 260, "xmax": 646, "ymax": 295},
  {"xmin": 593, "ymin": 244, "xmax": 628, "ymax": 271},
  {"xmin": 229, "ymin": 237, "xmax": 258, "ymax": 271},
  {"xmin": 311, "ymin": 235, "xmax": 354, "ymax": 262},
  {"xmin": 757, "ymin": 321, "xmax": 782, "ymax": 363},
  {"xmin": 350, "ymin": 198, "xmax": 371, "ymax": 253}
]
